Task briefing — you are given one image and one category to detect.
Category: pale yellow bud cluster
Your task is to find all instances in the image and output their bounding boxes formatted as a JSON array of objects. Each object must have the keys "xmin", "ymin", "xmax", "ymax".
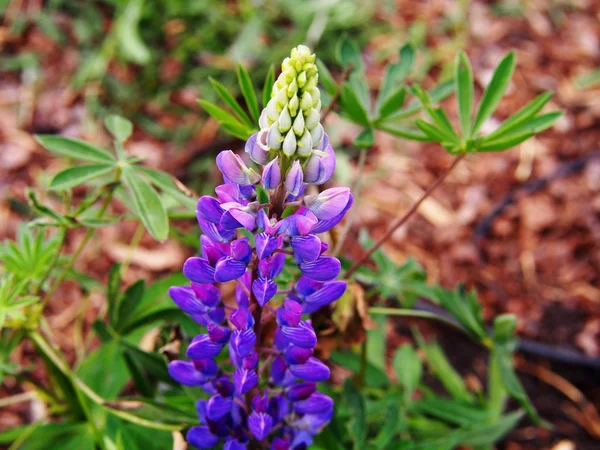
[{"xmin": 258, "ymin": 45, "xmax": 324, "ymax": 159}]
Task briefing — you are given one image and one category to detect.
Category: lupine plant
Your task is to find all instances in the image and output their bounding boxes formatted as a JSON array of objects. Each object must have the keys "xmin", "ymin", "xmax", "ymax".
[
  {"xmin": 1, "ymin": 37, "xmax": 562, "ymax": 450},
  {"xmin": 167, "ymin": 45, "xmax": 351, "ymax": 449}
]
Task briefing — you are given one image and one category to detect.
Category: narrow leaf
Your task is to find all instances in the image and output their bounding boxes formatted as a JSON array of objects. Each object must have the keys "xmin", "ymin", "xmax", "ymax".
[
  {"xmin": 353, "ymin": 127, "xmax": 374, "ymax": 148},
  {"xmin": 376, "ymin": 43, "xmax": 414, "ymax": 109},
  {"xmin": 49, "ymin": 164, "xmax": 114, "ymax": 191},
  {"xmin": 237, "ymin": 64, "xmax": 260, "ymax": 124},
  {"xmin": 36, "ymin": 135, "xmax": 116, "ymax": 163},
  {"xmin": 377, "ymin": 86, "xmax": 407, "ymax": 120},
  {"xmin": 455, "ymin": 51, "xmax": 474, "ymax": 136},
  {"xmin": 472, "ymin": 52, "xmax": 516, "ymax": 135},
  {"xmin": 316, "ymin": 59, "xmax": 338, "ymax": 96},
  {"xmin": 209, "ymin": 77, "xmax": 253, "ymax": 127},
  {"xmin": 198, "ymin": 100, "xmax": 246, "ymax": 127},
  {"xmin": 262, "ymin": 64, "xmax": 275, "ymax": 108},
  {"xmin": 107, "ymin": 263, "xmax": 122, "ymax": 325},
  {"xmin": 376, "ymin": 122, "xmax": 431, "ymax": 141},
  {"xmin": 393, "ymin": 344, "xmax": 422, "ymax": 402},
  {"xmin": 340, "ymin": 84, "xmax": 370, "ymax": 126},
  {"xmin": 221, "ymin": 121, "xmax": 254, "ymax": 140},
  {"xmin": 485, "ymin": 91, "xmax": 552, "ymax": 140},
  {"xmin": 122, "ymin": 167, "xmax": 169, "ymax": 241},
  {"xmin": 336, "ymin": 35, "xmax": 363, "ymax": 71}
]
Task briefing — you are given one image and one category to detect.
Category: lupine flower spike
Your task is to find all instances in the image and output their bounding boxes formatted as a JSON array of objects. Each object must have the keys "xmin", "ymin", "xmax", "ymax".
[{"xmin": 168, "ymin": 45, "xmax": 353, "ymax": 449}]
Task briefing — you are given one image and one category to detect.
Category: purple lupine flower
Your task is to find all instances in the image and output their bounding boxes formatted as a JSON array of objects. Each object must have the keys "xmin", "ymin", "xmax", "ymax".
[{"xmin": 168, "ymin": 45, "xmax": 350, "ymax": 449}]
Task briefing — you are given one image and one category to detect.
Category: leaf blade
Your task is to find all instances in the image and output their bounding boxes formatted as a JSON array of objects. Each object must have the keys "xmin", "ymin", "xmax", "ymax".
[
  {"xmin": 36, "ymin": 135, "xmax": 116, "ymax": 163},
  {"xmin": 237, "ymin": 64, "xmax": 260, "ymax": 124},
  {"xmin": 49, "ymin": 164, "xmax": 114, "ymax": 191},
  {"xmin": 455, "ymin": 51, "xmax": 474, "ymax": 137}
]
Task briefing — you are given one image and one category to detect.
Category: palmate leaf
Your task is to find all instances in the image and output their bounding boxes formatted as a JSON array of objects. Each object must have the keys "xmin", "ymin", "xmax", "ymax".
[
  {"xmin": 121, "ymin": 166, "xmax": 169, "ymax": 241},
  {"xmin": 35, "ymin": 135, "xmax": 116, "ymax": 164},
  {"xmin": 49, "ymin": 164, "xmax": 115, "ymax": 191}
]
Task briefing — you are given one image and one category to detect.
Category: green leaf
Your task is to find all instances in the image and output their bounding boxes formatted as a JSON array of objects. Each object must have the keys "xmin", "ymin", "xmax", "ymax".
[
  {"xmin": 122, "ymin": 166, "xmax": 169, "ymax": 241},
  {"xmin": 35, "ymin": 135, "xmax": 116, "ymax": 163},
  {"xmin": 411, "ymin": 399, "xmax": 493, "ymax": 427},
  {"xmin": 377, "ymin": 43, "xmax": 414, "ymax": 109},
  {"xmin": 107, "ymin": 263, "xmax": 122, "ymax": 325},
  {"xmin": 415, "ymin": 119, "xmax": 452, "ymax": 143},
  {"xmin": 485, "ymin": 91, "xmax": 552, "ymax": 141},
  {"xmin": 76, "ymin": 341, "xmax": 129, "ymax": 399},
  {"xmin": 367, "ymin": 315, "xmax": 387, "ymax": 371},
  {"xmin": 455, "ymin": 51, "xmax": 474, "ymax": 137},
  {"xmin": 115, "ymin": 279, "xmax": 145, "ymax": 333},
  {"xmin": 433, "ymin": 285, "xmax": 487, "ymax": 341},
  {"xmin": 135, "ymin": 166, "xmax": 196, "ymax": 210},
  {"xmin": 209, "ymin": 77, "xmax": 253, "ymax": 127},
  {"xmin": 317, "ymin": 59, "xmax": 338, "ymax": 96},
  {"xmin": 343, "ymin": 379, "xmax": 367, "ymax": 449},
  {"xmin": 105, "ymin": 115, "xmax": 133, "ymax": 143},
  {"xmin": 262, "ymin": 64, "xmax": 275, "ymax": 108},
  {"xmin": 472, "ymin": 52, "xmax": 516, "ymax": 135},
  {"xmin": 492, "ymin": 314, "xmax": 517, "ymax": 343},
  {"xmin": 237, "ymin": 64, "xmax": 260, "ymax": 124},
  {"xmin": 221, "ymin": 120, "xmax": 254, "ymax": 140},
  {"xmin": 336, "ymin": 35, "xmax": 363, "ymax": 71},
  {"xmin": 340, "ymin": 84, "xmax": 370, "ymax": 126},
  {"xmin": 256, "ymin": 185, "xmax": 270, "ymax": 205},
  {"xmin": 478, "ymin": 111, "xmax": 562, "ymax": 152},
  {"xmin": 377, "ymin": 86, "xmax": 407, "ymax": 120},
  {"xmin": 16, "ymin": 423, "xmax": 95, "ymax": 450},
  {"xmin": 372, "ymin": 403, "xmax": 404, "ymax": 449},
  {"xmin": 415, "ymin": 333, "xmax": 474, "ymax": 402},
  {"xmin": 115, "ymin": 0, "xmax": 150, "ymax": 65},
  {"xmin": 376, "ymin": 122, "xmax": 431, "ymax": 141},
  {"xmin": 458, "ymin": 410, "xmax": 524, "ymax": 447},
  {"xmin": 49, "ymin": 164, "xmax": 114, "ymax": 191},
  {"xmin": 353, "ymin": 127, "xmax": 375, "ymax": 148},
  {"xmin": 198, "ymin": 99, "xmax": 246, "ymax": 127},
  {"xmin": 393, "ymin": 344, "xmax": 422, "ymax": 402}
]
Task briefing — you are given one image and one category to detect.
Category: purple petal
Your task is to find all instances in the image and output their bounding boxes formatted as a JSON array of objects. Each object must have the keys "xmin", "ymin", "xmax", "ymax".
[
  {"xmin": 258, "ymin": 253, "xmax": 285, "ymax": 279},
  {"xmin": 224, "ymin": 439, "xmax": 248, "ymax": 450},
  {"xmin": 168, "ymin": 360, "xmax": 209, "ymax": 386},
  {"xmin": 199, "ymin": 217, "xmax": 236, "ymax": 243},
  {"xmin": 272, "ymin": 438, "xmax": 291, "ymax": 450},
  {"xmin": 230, "ymin": 328, "xmax": 257, "ymax": 358},
  {"xmin": 255, "ymin": 233, "xmax": 278, "ymax": 260},
  {"xmin": 285, "ymin": 160, "xmax": 304, "ymax": 196},
  {"xmin": 169, "ymin": 286, "xmax": 206, "ymax": 315},
  {"xmin": 268, "ymin": 395, "xmax": 290, "ymax": 423},
  {"xmin": 230, "ymin": 237, "xmax": 253, "ymax": 263},
  {"xmin": 215, "ymin": 183, "xmax": 241, "ymax": 203},
  {"xmin": 311, "ymin": 193, "xmax": 354, "ymax": 234},
  {"xmin": 299, "ymin": 256, "xmax": 341, "ymax": 281},
  {"xmin": 276, "ymin": 299, "xmax": 303, "ymax": 327},
  {"xmin": 270, "ymin": 356, "xmax": 287, "ymax": 386},
  {"xmin": 216, "ymin": 150, "xmax": 257, "ymax": 185},
  {"xmin": 193, "ymin": 359, "xmax": 219, "ymax": 377},
  {"xmin": 187, "ymin": 426, "xmax": 219, "ymax": 449},
  {"xmin": 293, "ymin": 392, "xmax": 333, "ymax": 415},
  {"xmin": 304, "ymin": 187, "xmax": 350, "ymax": 220},
  {"xmin": 321, "ymin": 143, "xmax": 336, "ymax": 184},
  {"xmin": 294, "ymin": 276, "xmax": 323, "ymax": 299},
  {"xmin": 206, "ymin": 394, "xmax": 233, "ymax": 421},
  {"xmin": 248, "ymin": 412, "xmax": 273, "ymax": 441},
  {"xmin": 245, "ymin": 132, "xmax": 269, "ymax": 165},
  {"xmin": 196, "ymin": 399, "xmax": 207, "ymax": 424},
  {"xmin": 281, "ymin": 321, "xmax": 317, "ymax": 349},
  {"xmin": 221, "ymin": 208, "xmax": 256, "ymax": 231},
  {"xmin": 304, "ymin": 280, "xmax": 347, "ymax": 311},
  {"xmin": 286, "ymin": 382, "xmax": 317, "ymax": 401},
  {"xmin": 233, "ymin": 368, "xmax": 259, "ymax": 395},
  {"xmin": 197, "ymin": 196, "xmax": 224, "ymax": 224},
  {"xmin": 262, "ymin": 156, "xmax": 281, "ymax": 189},
  {"xmin": 183, "ymin": 257, "xmax": 215, "ymax": 284},
  {"xmin": 284, "ymin": 345, "xmax": 313, "ymax": 365},
  {"xmin": 186, "ymin": 334, "xmax": 225, "ymax": 359},
  {"xmin": 214, "ymin": 257, "xmax": 247, "ymax": 283},
  {"xmin": 252, "ymin": 278, "xmax": 277, "ymax": 307},
  {"xmin": 277, "ymin": 213, "xmax": 317, "ymax": 237},
  {"xmin": 291, "ymin": 235, "xmax": 321, "ymax": 263},
  {"xmin": 190, "ymin": 282, "xmax": 221, "ymax": 309},
  {"xmin": 304, "ymin": 153, "xmax": 326, "ymax": 184},
  {"xmin": 208, "ymin": 324, "xmax": 231, "ymax": 343},
  {"xmin": 289, "ymin": 357, "xmax": 330, "ymax": 382},
  {"xmin": 229, "ymin": 307, "xmax": 254, "ymax": 331}
]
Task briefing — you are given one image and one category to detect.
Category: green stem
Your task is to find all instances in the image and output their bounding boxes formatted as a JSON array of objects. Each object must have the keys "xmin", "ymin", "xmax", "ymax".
[
  {"xmin": 332, "ymin": 148, "xmax": 367, "ymax": 257},
  {"xmin": 369, "ymin": 307, "xmax": 467, "ymax": 334},
  {"xmin": 29, "ymin": 331, "xmax": 186, "ymax": 432},
  {"xmin": 41, "ymin": 187, "xmax": 116, "ymax": 308},
  {"xmin": 34, "ymin": 226, "xmax": 67, "ymax": 295}
]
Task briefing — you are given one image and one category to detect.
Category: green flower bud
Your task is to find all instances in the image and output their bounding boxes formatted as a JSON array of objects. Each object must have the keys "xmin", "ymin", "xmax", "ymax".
[
  {"xmin": 282, "ymin": 130, "xmax": 297, "ymax": 156},
  {"xmin": 297, "ymin": 130, "xmax": 313, "ymax": 157},
  {"xmin": 278, "ymin": 106, "xmax": 292, "ymax": 133},
  {"xmin": 288, "ymin": 94, "xmax": 299, "ymax": 117},
  {"xmin": 300, "ymin": 92, "xmax": 313, "ymax": 112}
]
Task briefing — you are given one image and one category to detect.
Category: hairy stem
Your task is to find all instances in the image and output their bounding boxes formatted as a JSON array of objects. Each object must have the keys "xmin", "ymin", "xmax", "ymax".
[
  {"xmin": 333, "ymin": 148, "xmax": 368, "ymax": 257},
  {"xmin": 321, "ymin": 66, "xmax": 351, "ymax": 123},
  {"xmin": 344, "ymin": 154, "xmax": 466, "ymax": 279}
]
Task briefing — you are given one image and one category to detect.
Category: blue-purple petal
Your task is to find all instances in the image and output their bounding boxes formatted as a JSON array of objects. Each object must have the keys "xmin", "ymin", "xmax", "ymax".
[
  {"xmin": 299, "ymin": 256, "xmax": 341, "ymax": 281},
  {"xmin": 183, "ymin": 257, "xmax": 215, "ymax": 284},
  {"xmin": 214, "ymin": 257, "xmax": 247, "ymax": 283},
  {"xmin": 187, "ymin": 426, "xmax": 219, "ymax": 449}
]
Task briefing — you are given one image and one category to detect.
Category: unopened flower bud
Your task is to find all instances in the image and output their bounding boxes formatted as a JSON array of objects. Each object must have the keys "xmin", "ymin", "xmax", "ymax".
[
  {"xmin": 278, "ymin": 106, "xmax": 292, "ymax": 133},
  {"xmin": 267, "ymin": 122, "xmax": 282, "ymax": 149},
  {"xmin": 293, "ymin": 111, "xmax": 305, "ymax": 136},
  {"xmin": 297, "ymin": 131, "xmax": 312, "ymax": 157},
  {"xmin": 282, "ymin": 130, "xmax": 297, "ymax": 156},
  {"xmin": 285, "ymin": 160, "xmax": 304, "ymax": 196}
]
